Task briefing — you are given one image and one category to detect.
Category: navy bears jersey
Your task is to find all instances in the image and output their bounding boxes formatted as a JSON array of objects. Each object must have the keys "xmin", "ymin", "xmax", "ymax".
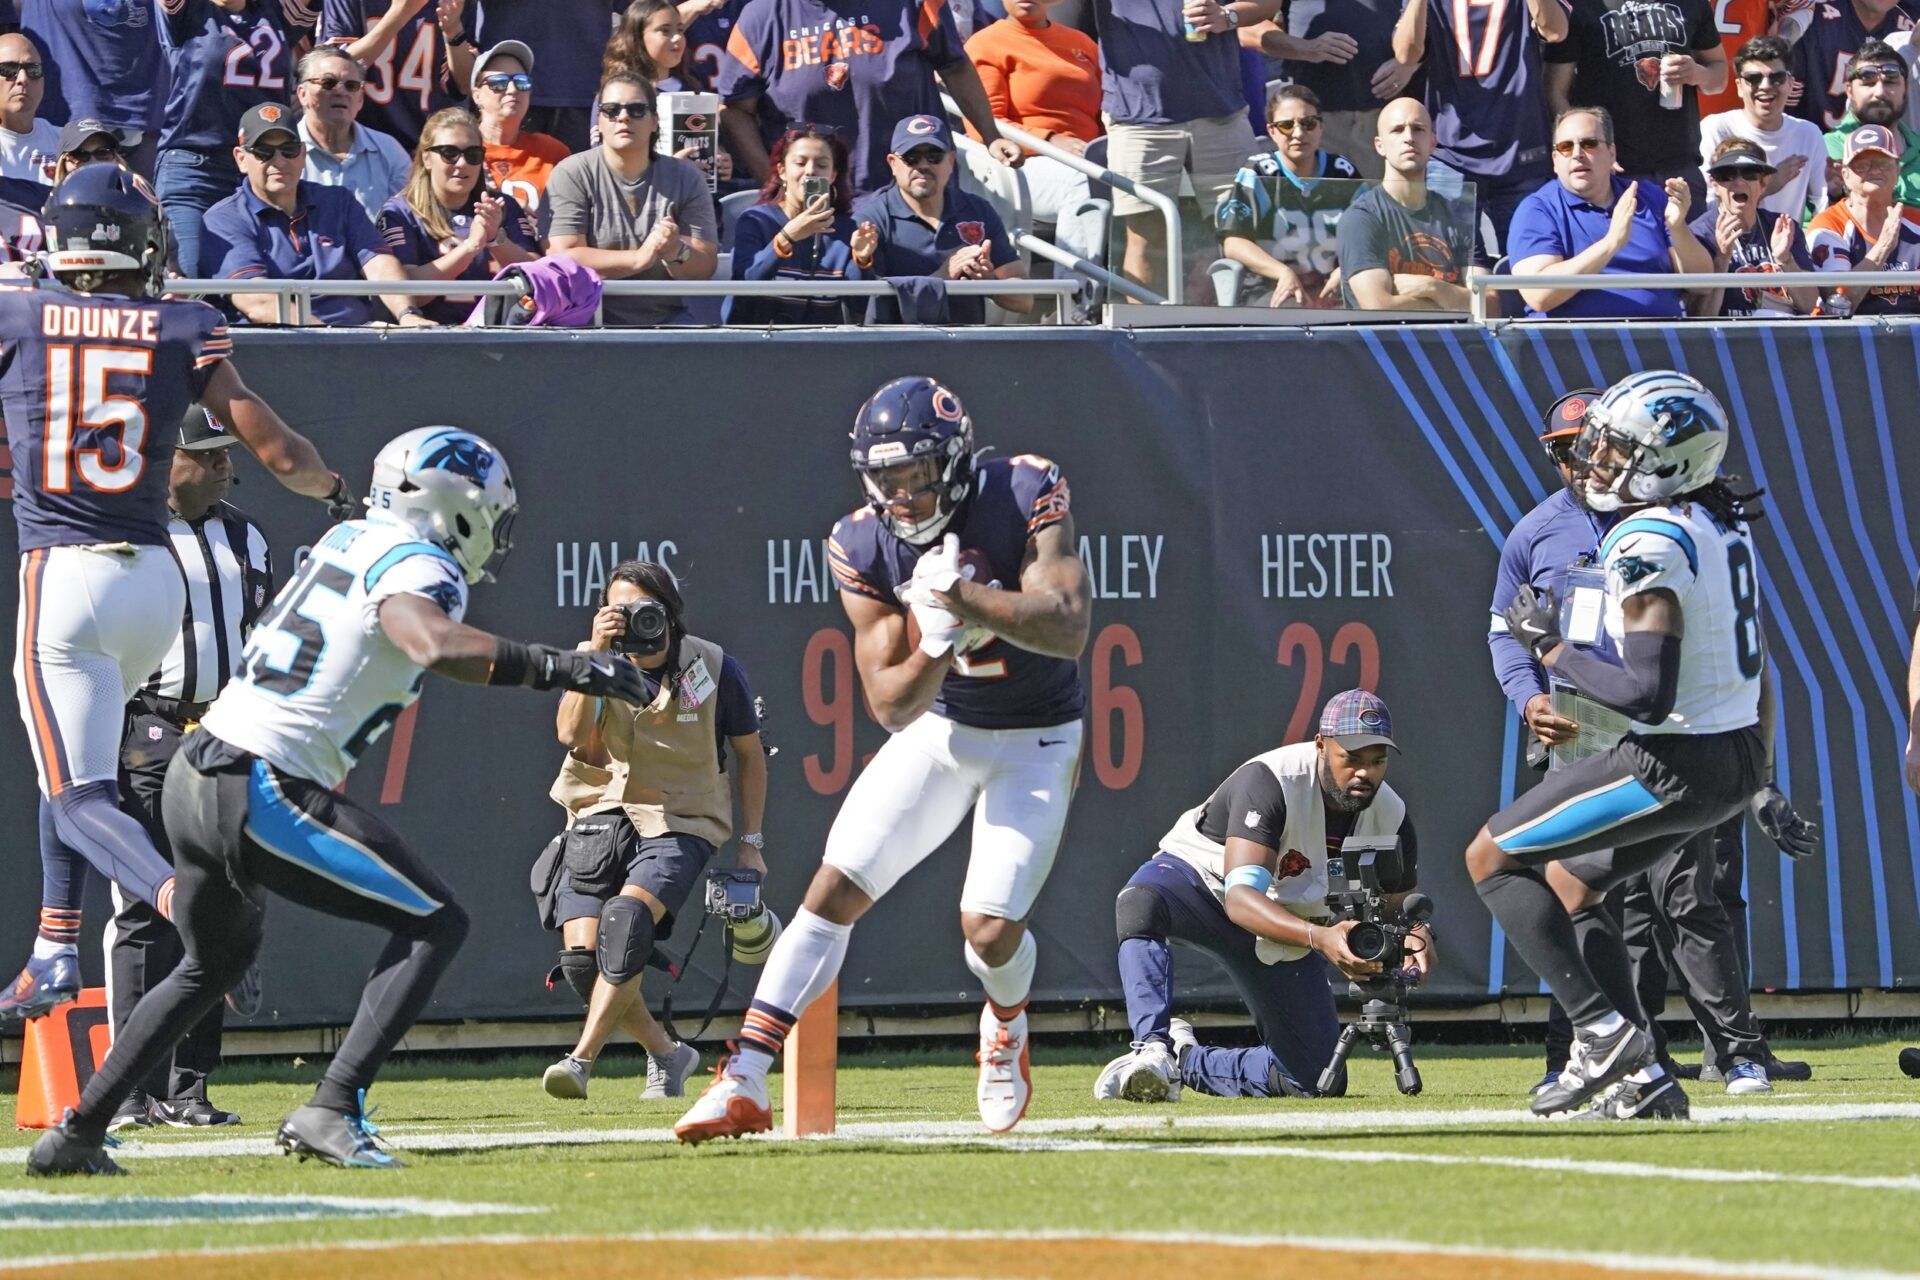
[
  {"xmin": 0, "ymin": 176, "xmax": 50, "ymax": 264},
  {"xmin": 1790, "ymin": 0, "xmax": 1914, "ymax": 128},
  {"xmin": 828, "ymin": 454, "xmax": 1084, "ymax": 730},
  {"xmin": 0, "ymin": 286, "xmax": 232, "ymax": 552}
]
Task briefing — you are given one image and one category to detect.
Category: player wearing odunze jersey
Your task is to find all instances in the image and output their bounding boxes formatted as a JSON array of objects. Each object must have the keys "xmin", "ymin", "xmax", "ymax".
[
  {"xmin": 321, "ymin": 0, "xmax": 479, "ymax": 147},
  {"xmin": 678, "ymin": 376, "xmax": 1091, "ymax": 1142},
  {"xmin": 1469, "ymin": 371, "xmax": 1772, "ymax": 1122},
  {"xmin": 28, "ymin": 429, "xmax": 649, "ymax": 1177},
  {"xmin": 0, "ymin": 165, "xmax": 352, "ymax": 1030}
]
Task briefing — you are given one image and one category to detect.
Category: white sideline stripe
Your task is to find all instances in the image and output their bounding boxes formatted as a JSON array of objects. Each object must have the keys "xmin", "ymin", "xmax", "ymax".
[
  {"xmin": 0, "ymin": 1227, "xmax": 1913, "ymax": 1280},
  {"xmin": 0, "ymin": 1190, "xmax": 534, "ymax": 1230},
  {"xmin": 899, "ymin": 1135, "xmax": 1920, "ymax": 1193},
  {"xmin": 9, "ymin": 1099, "xmax": 1913, "ymax": 1164}
]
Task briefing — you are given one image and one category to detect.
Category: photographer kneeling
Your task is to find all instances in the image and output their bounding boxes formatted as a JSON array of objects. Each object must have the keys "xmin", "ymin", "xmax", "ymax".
[
  {"xmin": 1096, "ymin": 690, "xmax": 1429, "ymax": 1101},
  {"xmin": 539, "ymin": 561, "xmax": 769, "ymax": 1100}
]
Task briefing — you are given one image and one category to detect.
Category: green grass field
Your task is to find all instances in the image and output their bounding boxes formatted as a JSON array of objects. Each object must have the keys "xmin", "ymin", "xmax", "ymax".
[{"xmin": 3, "ymin": 1030, "xmax": 1918, "ymax": 1279}]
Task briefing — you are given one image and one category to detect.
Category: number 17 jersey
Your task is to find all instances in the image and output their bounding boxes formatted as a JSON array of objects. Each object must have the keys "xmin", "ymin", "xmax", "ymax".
[
  {"xmin": 1422, "ymin": 0, "xmax": 1565, "ymax": 180},
  {"xmin": 0, "ymin": 285, "xmax": 231, "ymax": 552},
  {"xmin": 1599, "ymin": 500, "xmax": 1762, "ymax": 735},
  {"xmin": 201, "ymin": 519, "xmax": 469, "ymax": 789}
]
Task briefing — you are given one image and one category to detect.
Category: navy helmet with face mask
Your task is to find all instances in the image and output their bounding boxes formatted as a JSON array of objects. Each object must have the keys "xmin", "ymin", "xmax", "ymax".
[{"xmin": 849, "ymin": 375, "xmax": 976, "ymax": 546}]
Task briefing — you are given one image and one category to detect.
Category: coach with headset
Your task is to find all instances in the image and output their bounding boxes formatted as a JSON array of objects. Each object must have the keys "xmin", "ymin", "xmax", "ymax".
[{"xmin": 536, "ymin": 561, "xmax": 769, "ymax": 1101}]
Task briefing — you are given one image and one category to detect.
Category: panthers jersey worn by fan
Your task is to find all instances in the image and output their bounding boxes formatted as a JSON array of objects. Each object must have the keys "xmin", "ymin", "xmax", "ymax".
[
  {"xmin": 1215, "ymin": 151, "xmax": 1361, "ymax": 305},
  {"xmin": 0, "ymin": 285, "xmax": 231, "ymax": 552},
  {"xmin": 1599, "ymin": 501, "xmax": 1762, "ymax": 735},
  {"xmin": 203, "ymin": 519, "xmax": 468, "ymax": 791},
  {"xmin": 829, "ymin": 454, "xmax": 1084, "ymax": 729}
]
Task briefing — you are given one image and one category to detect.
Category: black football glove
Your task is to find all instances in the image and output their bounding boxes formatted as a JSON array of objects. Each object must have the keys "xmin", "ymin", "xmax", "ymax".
[
  {"xmin": 1751, "ymin": 784, "xmax": 1818, "ymax": 861},
  {"xmin": 527, "ymin": 645, "xmax": 649, "ymax": 704},
  {"xmin": 323, "ymin": 471, "xmax": 359, "ymax": 523},
  {"xmin": 1503, "ymin": 584, "xmax": 1562, "ymax": 660}
]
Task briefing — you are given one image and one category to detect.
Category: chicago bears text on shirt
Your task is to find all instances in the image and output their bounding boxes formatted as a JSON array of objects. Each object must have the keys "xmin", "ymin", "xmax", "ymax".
[{"xmin": 780, "ymin": 16, "xmax": 887, "ymax": 69}]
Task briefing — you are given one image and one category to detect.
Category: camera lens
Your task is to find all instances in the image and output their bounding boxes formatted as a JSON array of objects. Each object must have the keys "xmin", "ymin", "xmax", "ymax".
[{"xmin": 1347, "ymin": 922, "xmax": 1387, "ymax": 963}]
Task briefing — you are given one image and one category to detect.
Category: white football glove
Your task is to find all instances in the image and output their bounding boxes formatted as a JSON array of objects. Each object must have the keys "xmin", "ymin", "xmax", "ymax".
[
  {"xmin": 912, "ymin": 596, "xmax": 965, "ymax": 657},
  {"xmin": 900, "ymin": 533, "xmax": 962, "ymax": 608}
]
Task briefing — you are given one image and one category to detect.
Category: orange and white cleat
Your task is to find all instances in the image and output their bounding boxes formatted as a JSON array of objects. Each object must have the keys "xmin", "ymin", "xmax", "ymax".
[
  {"xmin": 976, "ymin": 1002, "xmax": 1031, "ymax": 1133},
  {"xmin": 673, "ymin": 1056, "xmax": 772, "ymax": 1146}
]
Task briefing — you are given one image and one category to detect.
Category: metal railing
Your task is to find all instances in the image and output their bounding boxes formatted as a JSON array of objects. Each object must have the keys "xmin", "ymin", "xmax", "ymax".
[
  {"xmin": 1467, "ymin": 268, "xmax": 1909, "ymax": 325},
  {"xmin": 164, "ymin": 276, "xmax": 1084, "ymax": 326},
  {"xmin": 941, "ymin": 94, "xmax": 1183, "ymax": 305}
]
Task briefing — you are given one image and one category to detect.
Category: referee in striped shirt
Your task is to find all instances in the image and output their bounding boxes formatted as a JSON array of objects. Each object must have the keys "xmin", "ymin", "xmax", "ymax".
[{"xmin": 108, "ymin": 408, "xmax": 272, "ymax": 1130}]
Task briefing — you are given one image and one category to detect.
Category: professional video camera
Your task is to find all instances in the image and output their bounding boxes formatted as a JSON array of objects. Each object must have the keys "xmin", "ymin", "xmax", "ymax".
[{"xmin": 1315, "ymin": 835, "xmax": 1433, "ymax": 1097}]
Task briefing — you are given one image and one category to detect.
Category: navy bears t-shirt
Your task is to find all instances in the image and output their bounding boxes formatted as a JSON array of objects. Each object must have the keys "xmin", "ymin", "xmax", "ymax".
[
  {"xmin": 375, "ymin": 190, "xmax": 540, "ymax": 322},
  {"xmin": 1089, "ymin": 0, "xmax": 1245, "ymax": 125},
  {"xmin": 1686, "ymin": 201, "xmax": 1814, "ymax": 316},
  {"xmin": 716, "ymin": 0, "xmax": 966, "ymax": 196},
  {"xmin": 1420, "ymin": 0, "xmax": 1564, "ymax": 181},
  {"xmin": 828, "ymin": 454, "xmax": 1084, "ymax": 730},
  {"xmin": 1546, "ymin": 0, "xmax": 1720, "ymax": 176},
  {"xmin": 0, "ymin": 286, "xmax": 231, "ymax": 551}
]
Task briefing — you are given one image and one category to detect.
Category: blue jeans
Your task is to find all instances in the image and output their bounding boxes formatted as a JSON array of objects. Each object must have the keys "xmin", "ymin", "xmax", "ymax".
[
  {"xmin": 156, "ymin": 148, "xmax": 242, "ymax": 279},
  {"xmin": 1116, "ymin": 854, "xmax": 1339, "ymax": 1097}
]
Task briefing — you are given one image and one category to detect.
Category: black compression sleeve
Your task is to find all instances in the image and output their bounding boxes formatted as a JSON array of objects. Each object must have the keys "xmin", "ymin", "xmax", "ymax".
[
  {"xmin": 489, "ymin": 637, "xmax": 533, "ymax": 686},
  {"xmin": 1547, "ymin": 630, "xmax": 1682, "ymax": 724}
]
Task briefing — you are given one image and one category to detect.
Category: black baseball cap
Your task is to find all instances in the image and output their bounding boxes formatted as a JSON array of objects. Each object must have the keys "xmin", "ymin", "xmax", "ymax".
[
  {"xmin": 236, "ymin": 103, "xmax": 299, "ymax": 148},
  {"xmin": 57, "ymin": 118, "xmax": 140, "ymax": 156},
  {"xmin": 179, "ymin": 407, "xmax": 241, "ymax": 452}
]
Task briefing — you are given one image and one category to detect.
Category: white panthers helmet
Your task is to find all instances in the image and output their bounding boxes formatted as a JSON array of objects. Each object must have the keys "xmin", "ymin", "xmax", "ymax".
[
  {"xmin": 365, "ymin": 427, "xmax": 518, "ymax": 583},
  {"xmin": 1573, "ymin": 371, "xmax": 1729, "ymax": 513}
]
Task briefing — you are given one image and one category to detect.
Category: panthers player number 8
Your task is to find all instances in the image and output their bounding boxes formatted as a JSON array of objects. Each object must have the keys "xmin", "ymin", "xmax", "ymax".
[{"xmin": 41, "ymin": 344, "xmax": 153, "ymax": 494}]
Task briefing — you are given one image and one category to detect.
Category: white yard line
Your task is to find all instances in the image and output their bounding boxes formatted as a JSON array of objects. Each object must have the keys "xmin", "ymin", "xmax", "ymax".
[
  {"xmin": 0, "ymin": 1189, "xmax": 535, "ymax": 1229},
  {"xmin": 8, "ymin": 1099, "xmax": 1913, "ymax": 1164},
  {"xmin": 0, "ymin": 1227, "xmax": 1911, "ymax": 1280}
]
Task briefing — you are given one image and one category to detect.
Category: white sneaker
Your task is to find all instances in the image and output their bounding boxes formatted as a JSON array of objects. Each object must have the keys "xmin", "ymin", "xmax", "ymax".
[
  {"xmin": 542, "ymin": 1054, "xmax": 591, "ymax": 1100},
  {"xmin": 1724, "ymin": 1061, "xmax": 1773, "ymax": 1095},
  {"xmin": 642, "ymin": 1041, "xmax": 702, "ymax": 1099},
  {"xmin": 976, "ymin": 1004, "xmax": 1031, "ymax": 1133},
  {"xmin": 1168, "ymin": 1017, "xmax": 1199, "ymax": 1071},
  {"xmin": 1093, "ymin": 1051, "xmax": 1133, "ymax": 1100},
  {"xmin": 1119, "ymin": 1039, "xmax": 1180, "ymax": 1103},
  {"xmin": 673, "ymin": 1059, "xmax": 772, "ymax": 1145}
]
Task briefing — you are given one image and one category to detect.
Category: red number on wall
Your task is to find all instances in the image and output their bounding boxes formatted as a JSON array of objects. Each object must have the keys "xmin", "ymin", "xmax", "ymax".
[
  {"xmin": 1278, "ymin": 620, "xmax": 1380, "ymax": 740},
  {"xmin": 1090, "ymin": 623, "xmax": 1143, "ymax": 789},
  {"xmin": 802, "ymin": 626, "xmax": 854, "ymax": 795}
]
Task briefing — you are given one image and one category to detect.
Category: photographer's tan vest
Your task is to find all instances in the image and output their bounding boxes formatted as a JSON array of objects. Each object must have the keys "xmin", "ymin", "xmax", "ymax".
[
  {"xmin": 1158, "ymin": 740, "xmax": 1405, "ymax": 965},
  {"xmin": 546, "ymin": 633, "xmax": 734, "ymax": 848}
]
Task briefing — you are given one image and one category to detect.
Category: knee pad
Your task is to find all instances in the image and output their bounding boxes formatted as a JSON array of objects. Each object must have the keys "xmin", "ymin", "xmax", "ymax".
[
  {"xmin": 596, "ymin": 896, "xmax": 655, "ymax": 986},
  {"xmin": 553, "ymin": 947, "xmax": 598, "ymax": 1004},
  {"xmin": 1115, "ymin": 884, "xmax": 1170, "ymax": 942}
]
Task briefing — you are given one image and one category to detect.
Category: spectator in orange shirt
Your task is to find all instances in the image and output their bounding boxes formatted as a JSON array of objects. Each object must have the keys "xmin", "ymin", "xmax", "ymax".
[
  {"xmin": 965, "ymin": 0, "xmax": 1105, "ymax": 266},
  {"xmin": 472, "ymin": 40, "xmax": 571, "ymax": 218}
]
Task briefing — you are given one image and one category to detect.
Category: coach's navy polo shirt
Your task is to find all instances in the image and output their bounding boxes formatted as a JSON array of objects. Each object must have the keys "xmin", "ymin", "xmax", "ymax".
[
  {"xmin": 202, "ymin": 180, "xmax": 390, "ymax": 327},
  {"xmin": 1505, "ymin": 175, "xmax": 1683, "ymax": 320},
  {"xmin": 851, "ymin": 183, "xmax": 1019, "ymax": 325}
]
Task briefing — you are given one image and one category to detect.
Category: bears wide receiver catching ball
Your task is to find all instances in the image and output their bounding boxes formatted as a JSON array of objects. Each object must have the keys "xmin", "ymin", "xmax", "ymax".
[{"xmin": 676, "ymin": 375, "xmax": 1092, "ymax": 1141}]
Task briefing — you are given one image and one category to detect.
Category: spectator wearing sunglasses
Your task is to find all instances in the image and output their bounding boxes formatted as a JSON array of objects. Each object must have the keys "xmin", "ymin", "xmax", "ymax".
[
  {"xmin": 599, "ymin": 0, "xmax": 733, "ymax": 181},
  {"xmin": 202, "ymin": 103, "xmax": 431, "ymax": 327},
  {"xmin": 1686, "ymin": 137, "xmax": 1817, "ymax": 317},
  {"xmin": 378, "ymin": 106, "xmax": 539, "ymax": 322},
  {"xmin": 50, "ymin": 117, "xmax": 138, "ymax": 189},
  {"xmin": 17, "ymin": 0, "xmax": 167, "ymax": 178},
  {"xmin": 850, "ymin": 114, "xmax": 1030, "ymax": 323},
  {"xmin": 546, "ymin": 72, "xmax": 719, "ymax": 325},
  {"xmin": 0, "ymin": 32, "xmax": 58, "ymax": 184},
  {"xmin": 471, "ymin": 40, "xmax": 571, "ymax": 216},
  {"xmin": 156, "ymin": 0, "xmax": 305, "ymax": 279},
  {"xmin": 1790, "ymin": 0, "xmax": 1912, "ymax": 131},
  {"xmin": 1698, "ymin": 37, "xmax": 1828, "ymax": 221},
  {"xmin": 1807, "ymin": 123, "xmax": 1920, "ymax": 314},
  {"xmin": 318, "ymin": 0, "xmax": 479, "ymax": 148},
  {"xmin": 470, "ymin": 0, "xmax": 616, "ymax": 152},
  {"xmin": 1824, "ymin": 40, "xmax": 1920, "ymax": 205},
  {"xmin": 1506, "ymin": 105, "xmax": 1713, "ymax": 318},
  {"xmin": 727, "ymin": 124, "xmax": 873, "ymax": 324},
  {"xmin": 1216, "ymin": 85, "xmax": 1361, "ymax": 307},
  {"xmin": 296, "ymin": 47, "xmax": 414, "ymax": 223}
]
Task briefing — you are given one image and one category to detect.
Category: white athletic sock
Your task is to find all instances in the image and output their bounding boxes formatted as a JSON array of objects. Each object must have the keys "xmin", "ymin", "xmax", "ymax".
[
  {"xmin": 730, "ymin": 908, "xmax": 852, "ymax": 1085},
  {"xmin": 1628, "ymin": 1063, "xmax": 1666, "ymax": 1084},
  {"xmin": 30, "ymin": 937, "xmax": 75, "ymax": 961},
  {"xmin": 1581, "ymin": 1011, "xmax": 1627, "ymax": 1038},
  {"xmin": 965, "ymin": 931, "xmax": 1037, "ymax": 1016}
]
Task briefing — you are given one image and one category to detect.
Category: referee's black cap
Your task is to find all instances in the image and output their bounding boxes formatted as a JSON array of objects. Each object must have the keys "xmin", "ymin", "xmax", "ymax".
[{"xmin": 179, "ymin": 407, "xmax": 242, "ymax": 452}]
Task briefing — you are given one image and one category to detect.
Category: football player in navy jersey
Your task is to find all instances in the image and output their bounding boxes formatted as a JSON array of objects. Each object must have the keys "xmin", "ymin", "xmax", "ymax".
[
  {"xmin": 678, "ymin": 375, "xmax": 1091, "ymax": 1142},
  {"xmin": 0, "ymin": 165, "xmax": 354, "ymax": 1027}
]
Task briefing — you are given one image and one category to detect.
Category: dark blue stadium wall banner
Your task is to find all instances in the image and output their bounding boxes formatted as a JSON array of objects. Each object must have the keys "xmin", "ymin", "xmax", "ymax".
[{"xmin": 0, "ymin": 324, "xmax": 1912, "ymax": 1029}]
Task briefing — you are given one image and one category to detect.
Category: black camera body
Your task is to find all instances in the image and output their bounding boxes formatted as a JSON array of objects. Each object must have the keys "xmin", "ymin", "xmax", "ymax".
[
  {"xmin": 614, "ymin": 598, "xmax": 671, "ymax": 657},
  {"xmin": 705, "ymin": 867, "xmax": 764, "ymax": 922},
  {"xmin": 1323, "ymin": 836, "xmax": 1432, "ymax": 973}
]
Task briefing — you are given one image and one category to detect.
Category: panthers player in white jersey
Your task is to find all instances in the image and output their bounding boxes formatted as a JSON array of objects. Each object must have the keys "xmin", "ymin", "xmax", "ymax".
[
  {"xmin": 28, "ymin": 428, "xmax": 646, "ymax": 1178},
  {"xmin": 1467, "ymin": 371, "xmax": 1773, "ymax": 1121}
]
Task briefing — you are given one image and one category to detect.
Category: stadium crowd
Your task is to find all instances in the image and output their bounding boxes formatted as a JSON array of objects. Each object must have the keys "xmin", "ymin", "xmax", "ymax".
[{"xmin": 0, "ymin": 0, "xmax": 1915, "ymax": 321}]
